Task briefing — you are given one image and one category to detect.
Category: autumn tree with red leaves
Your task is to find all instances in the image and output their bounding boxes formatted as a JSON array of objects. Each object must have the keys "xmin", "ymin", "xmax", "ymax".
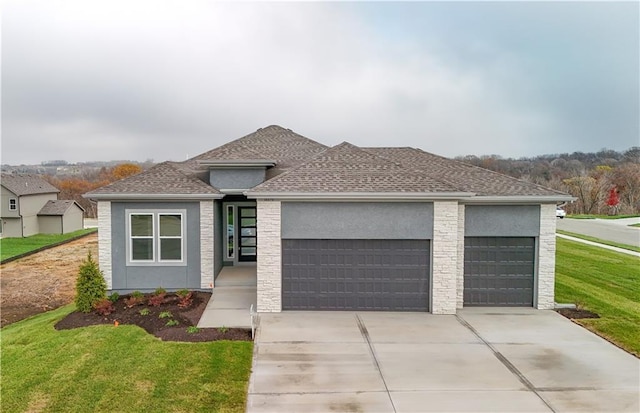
[{"xmin": 606, "ymin": 187, "xmax": 620, "ymax": 215}]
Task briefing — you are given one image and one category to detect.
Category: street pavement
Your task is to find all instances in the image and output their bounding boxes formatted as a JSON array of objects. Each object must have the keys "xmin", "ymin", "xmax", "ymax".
[{"xmin": 556, "ymin": 217, "xmax": 640, "ymax": 247}]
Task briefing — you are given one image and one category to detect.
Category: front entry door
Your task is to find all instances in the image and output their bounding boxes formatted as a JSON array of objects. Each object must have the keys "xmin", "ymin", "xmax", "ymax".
[{"xmin": 238, "ymin": 206, "xmax": 257, "ymax": 262}]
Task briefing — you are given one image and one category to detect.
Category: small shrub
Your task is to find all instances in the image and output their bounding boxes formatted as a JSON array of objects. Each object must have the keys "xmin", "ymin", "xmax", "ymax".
[
  {"xmin": 93, "ymin": 298, "xmax": 115, "ymax": 316},
  {"xmin": 148, "ymin": 292, "xmax": 166, "ymax": 307},
  {"xmin": 217, "ymin": 326, "xmax": 229, "ymax": 334},
  {"xmin": 159, "ymin": 311, "xmax": 172, "ymax": 319},
  {"xmin": 166, "ymin": 319, "xmax": 179, "ymax": 327},
  {"xmin": 176, "ymin": 289, "xmax": 190, "ymax": 298},
  {"xmin": 107, "ymin": 292, "xmax": 120, "ymax": 303},
  {"xmin": 124, "ymin": 294, "xmax": 145, "ymax": 308},
  {"xmin": 154, "ymin": 287, "xmax": 167, "ymax": 295},
  {"xmin": 75, "ymin": 252, "xmax": 107, "ymax": 313},
  {"xmin": 177, "ymin": 291, "xmax": 193, "ymax": 308},
  {"xmin": 139, "ymin": 308, "xmax": 150, "ymax": 316},
  {"xmin": 186, "ymin": 326, "xmax": 200, "ymax": 334}
]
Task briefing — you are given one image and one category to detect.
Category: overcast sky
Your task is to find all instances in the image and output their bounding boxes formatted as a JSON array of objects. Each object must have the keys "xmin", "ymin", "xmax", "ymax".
[{"xmin": 3, "ymin": 0, "xmax": 639, "ymax": 165}]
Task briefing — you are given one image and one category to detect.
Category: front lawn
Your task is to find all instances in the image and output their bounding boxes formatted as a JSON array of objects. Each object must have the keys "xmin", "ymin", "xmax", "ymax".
[
  {"xmin": 555, "ymin": 238, "xmax": 640, "ymax": 356},
  {"xmin": 0, "ymin": 228, "xmax": 97, "ymax": 261},
  {"xmin": 1, "ymin": 306, "xmax": 253, "ymax": 412}
]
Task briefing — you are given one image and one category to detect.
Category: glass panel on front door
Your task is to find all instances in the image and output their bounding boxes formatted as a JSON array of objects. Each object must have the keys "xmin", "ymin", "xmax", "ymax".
[{"xmin": 238, "ymin": 207, "xmax": 257, "ymax": 262}]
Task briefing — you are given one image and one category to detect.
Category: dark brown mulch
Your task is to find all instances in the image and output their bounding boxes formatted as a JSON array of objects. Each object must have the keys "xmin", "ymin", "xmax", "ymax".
[
  {"xmin": 556, "ymin": 307, "xmax": 601, "ymax": 319},
  {"xmin": 55, "ymin": 291, "xmax": 252, "ymax": 342}
]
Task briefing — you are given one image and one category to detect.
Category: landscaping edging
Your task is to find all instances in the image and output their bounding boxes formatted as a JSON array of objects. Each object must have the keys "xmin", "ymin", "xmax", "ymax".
[{"xmin": 0, "ymin": 229, "xmax": 98, "ymax": 265}]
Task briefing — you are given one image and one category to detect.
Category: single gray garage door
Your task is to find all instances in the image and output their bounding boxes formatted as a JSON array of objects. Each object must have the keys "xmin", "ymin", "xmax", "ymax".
[
  {"xmin": 464, "ymin": 237, "xmax": 535, "ymax": 306},
  {"xmin": 282, "ymin": 239, "xmax": 430, "ymax": 311}
]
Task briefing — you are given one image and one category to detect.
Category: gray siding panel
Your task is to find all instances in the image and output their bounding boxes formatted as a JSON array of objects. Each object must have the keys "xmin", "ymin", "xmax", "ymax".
[
  {"xmin": 465, "ymin": 205, "xmax": 540, "ymax": 237},
  {"xmin": 282, "ymin": 202, "xmax": 434, "ymax": 239},
  {"xmin": 209, "ymin": 168, "xmax": 265, "ymax": 190},
  {"xmin": 282, "ymin": 239, "xmax": 430, "ymax": 311},
  {"xmin": 464, "ymin": 237, "xmax": 535, "ymax": 306},
  {"xmin": 111, "ymin": 202, "xmax": 201, "ymax": 292}
]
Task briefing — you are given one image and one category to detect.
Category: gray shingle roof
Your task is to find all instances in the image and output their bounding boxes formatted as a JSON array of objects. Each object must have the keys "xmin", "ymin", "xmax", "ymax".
[
  {"xmin": 364, "ymin": 147, "xmax": 567, "ymax": 197},
  {"xmin": 85, "ymin": 162, "xmax": 221, "ymax": 197},
  {"xmin": 38, "ymin": 200, "xmax": 84, "ymax": 216},
  {"xmin": 1, "ymin": 174, "xmax": 60, "ymax": 196},
  {"xmin": 249, "ymin": 142, "xmax": 462, "ymax": 193}
]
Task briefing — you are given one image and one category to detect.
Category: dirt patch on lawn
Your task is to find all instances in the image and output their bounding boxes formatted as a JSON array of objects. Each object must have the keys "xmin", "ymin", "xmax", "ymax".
[
  {"xmin": 556, "ymin": 308, "xmax": 601, "ymax": 319},
  {"xmin": 55, "ymin": 291, "xmax": 252, "ymax": 342},
  {"xmin": 0, "ymin": 234, "xmax": 98, "ymax": 327}
]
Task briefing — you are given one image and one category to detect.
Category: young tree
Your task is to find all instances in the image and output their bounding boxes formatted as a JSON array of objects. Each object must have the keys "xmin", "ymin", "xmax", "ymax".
[
  {"xmin": 75, "ymin": 252, "xmax": 107, "ymax": 313},
  {"xmin": 606, "ymin": 187, "xmax": 620, "ymax": 215}
]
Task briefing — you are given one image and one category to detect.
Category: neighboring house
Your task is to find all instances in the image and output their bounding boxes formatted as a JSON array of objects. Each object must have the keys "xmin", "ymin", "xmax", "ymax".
[
  {"xmin": 37, "ymin": 200, "xmax": 85, "ymax": 234},
  {"xmin": 1, "ymin": 174, "xmax": 84, "ymax": 237},
  {"xmin": 85, "ymin": 125, "xmax": 573, "ymax": 314}
]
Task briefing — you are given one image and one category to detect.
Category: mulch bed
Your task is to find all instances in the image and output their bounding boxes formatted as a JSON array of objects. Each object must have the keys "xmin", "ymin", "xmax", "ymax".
[
  {"xmin": 55, "ymin": 291, "xmax": 252, "ymax": 342},
  {"xmin": 556, "ymin": 307, "xmax": 600, "ymax": 319}
]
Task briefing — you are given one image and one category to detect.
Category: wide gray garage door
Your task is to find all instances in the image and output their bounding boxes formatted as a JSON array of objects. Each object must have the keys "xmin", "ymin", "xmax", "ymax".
[
  {"xmin": 464, "ymin": 237, "xmax": 535, "ymax": 306},
  {"xmin": 282, "ymin": 239, "xmax": 430, "ymax": 311}
]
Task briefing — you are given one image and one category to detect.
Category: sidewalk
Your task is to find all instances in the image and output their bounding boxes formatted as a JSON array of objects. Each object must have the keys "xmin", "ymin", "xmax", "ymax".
[{"xmin": 556, "ymin": 233, "xmax": 640, "ymax": 257}]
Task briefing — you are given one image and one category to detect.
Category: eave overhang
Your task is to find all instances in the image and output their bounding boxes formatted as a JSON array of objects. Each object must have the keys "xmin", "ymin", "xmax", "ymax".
[
  {"xmin": 244, "ymin": 191, "xmax": 476, "ymax": 201},
  {"xmin": 83, "ymin": 193, "xmax": 224, "ymax": 201},
  {"xmin": 198, "ymin": 160, "xmax": 276, "ymax": 168}
]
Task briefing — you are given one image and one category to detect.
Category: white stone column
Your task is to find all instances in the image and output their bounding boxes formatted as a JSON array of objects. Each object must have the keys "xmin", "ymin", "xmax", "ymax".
[
  {"xmin": 200, "ymin": 201, "xmax": 215, "ymax": 289},
  {"xmin": 257, "ymin": 200, "xmax": 282, "ymax": 312},
  {"xmin": 431, "ymin": 201, "xmax": 458, "ymax": 314},
  {"xmin": 537, "ymin": 204, "xmax": 557, "ymax": 309},
  {"xmin": 456, "ymin": 204, "xmax": 465, "ymax": 309},
  {"xmin": 97, "ymin": 201, "xmax": 112, "ymax": 289}
]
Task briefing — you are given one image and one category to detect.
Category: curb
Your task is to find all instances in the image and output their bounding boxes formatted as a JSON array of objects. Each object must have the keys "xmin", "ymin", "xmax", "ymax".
[{"xmin": 1, "ymin": 229, "xmax": 98, "ymax": 265}]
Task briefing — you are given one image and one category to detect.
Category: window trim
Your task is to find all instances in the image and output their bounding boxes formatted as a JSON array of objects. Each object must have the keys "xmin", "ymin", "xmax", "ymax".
[
  {"xmin": 126, "ymin": 209, "xmax": 187, "ymax": 266},
  {"xmin": 9, "ymin": 198, "xmax": 17, "ymax": 211}
]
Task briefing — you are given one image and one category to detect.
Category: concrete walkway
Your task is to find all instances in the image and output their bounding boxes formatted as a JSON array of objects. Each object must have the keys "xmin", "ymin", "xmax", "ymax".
[
  {"xmin": 197, "ymin": 266, "xmax": 256, "ymax": 328},
  {"xmin": 557, "ymin": 233, "xmax": 640, "ymax": 257},
  {"xmin": 247, "ymin": 309, "xmax": 639, "ymax": 412}
]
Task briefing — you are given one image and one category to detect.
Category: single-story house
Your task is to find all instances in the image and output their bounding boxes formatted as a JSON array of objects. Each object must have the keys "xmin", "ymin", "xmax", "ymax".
[
  {"xmin": 85, "ymin": 125, "xmax": 573, "ymax": 314},
  {"xmin": 1, "ymin": 174, "xmax": 84, "ymax": 237}
]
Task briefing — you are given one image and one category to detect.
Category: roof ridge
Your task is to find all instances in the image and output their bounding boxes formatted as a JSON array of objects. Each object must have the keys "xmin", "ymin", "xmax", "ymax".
[{"xmin": 411, "ymin": 148, "xmax": 569, "ymax": 196}]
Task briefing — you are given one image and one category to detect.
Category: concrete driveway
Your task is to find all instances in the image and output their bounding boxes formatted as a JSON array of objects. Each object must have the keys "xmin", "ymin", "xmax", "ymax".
[{"xmin": 247, "ymin": 309, "xmax": 639, "ymax": 412}]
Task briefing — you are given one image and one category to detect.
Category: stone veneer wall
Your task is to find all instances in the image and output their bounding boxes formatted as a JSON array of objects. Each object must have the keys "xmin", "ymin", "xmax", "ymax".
[
  {"xmin": 431, "ymin": 201, "xmax": 458, "ymax": 314},
  {"xmin": 537, "ymin": 203, "xmax": 557, "ymax": 309},
  {"xmin": 97, "ymin": 201, "xmax": 112, "ymax": 289},
  {"xmin": 200, "ymin": 201, "xmax": 214, "ymax": 289},
  {"xmin": 256, "ymin": 200, "xmax": 282, "ymax": 312},
  {"xmin": 456, "ymin": 204, "xmax": 465, "ymax": 309}
]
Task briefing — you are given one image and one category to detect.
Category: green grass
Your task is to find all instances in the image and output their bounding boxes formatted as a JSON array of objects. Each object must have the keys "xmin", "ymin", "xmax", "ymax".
[
  {"xmin": 1, "ymin": 306, "xmax": 253, "ymax": 412},
  {"xmin": 557, "ymin": 230, "xmax": 640, "ymax": 253},
  {"xmin": 0, "ymin": 228, "xmax": 97, "ymax": 261},
  {"xmin": 555, "ymin": 238, "xmax": 640, "ymax": 356},
  {"xmin": 567, "ymin": 214, "xmax": 640, "ymax": 220},
  {"xmin": 630, "ymin": 223, "xmax": 640, "ymax": 228}
]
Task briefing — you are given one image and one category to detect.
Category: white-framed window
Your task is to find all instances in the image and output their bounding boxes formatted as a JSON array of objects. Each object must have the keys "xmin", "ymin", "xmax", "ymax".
[
  {"xmin": 9, "ymin": 199, "xmax": 17, "ymax": 211},
  {"xmin": 127, "ymin": 210, "xmax": 185, "ymax": 265}
]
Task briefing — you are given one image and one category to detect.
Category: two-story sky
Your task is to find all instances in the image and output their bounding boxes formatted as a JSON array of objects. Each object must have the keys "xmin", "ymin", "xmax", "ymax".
[{"xmin": 2, "ymin": 0, "xmax": 639, "ymax": 165}]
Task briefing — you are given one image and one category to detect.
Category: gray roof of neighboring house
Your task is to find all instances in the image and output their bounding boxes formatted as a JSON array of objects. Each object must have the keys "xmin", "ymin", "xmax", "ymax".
[
  {"xmin": 38, "ymin": 200, "xmax": 85, "ymax": 216},
  {"xmin": 85, "ymin": 162, "xmax": 221, "ymax": 198},
  {"xmin": 84, "ymin": 125, "xmax": 571, "ymax": 200},
  {"xmin": 1, "ymin": 174, "xmax": 60, "ymax": 196}
]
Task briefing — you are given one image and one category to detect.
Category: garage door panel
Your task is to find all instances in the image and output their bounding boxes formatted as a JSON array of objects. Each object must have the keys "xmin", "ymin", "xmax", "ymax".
[
  {"xmin": 282, "ymin": 239, "xmax": 430, "ymax": 311},
  {"xmin": 464, "ymin": 237, "xmax": 534, "ymax": 307}
]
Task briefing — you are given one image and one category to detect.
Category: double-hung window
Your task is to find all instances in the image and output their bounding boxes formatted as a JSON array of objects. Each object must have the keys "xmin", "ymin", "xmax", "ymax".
[
  {"xmin": 128, "ymin": 211, "xmax": 185, "ymax": 265},
  {"xmin": 9, "ymin": 199, "xmax": 17, "ymax": 211}
]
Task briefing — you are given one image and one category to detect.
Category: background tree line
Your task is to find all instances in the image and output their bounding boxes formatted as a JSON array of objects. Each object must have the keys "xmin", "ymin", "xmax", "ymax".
[
  {"xmin": 44, "ymin": 163, "xmax": 143, "ymax": 218},
  {"xmin": 456, "ymin": 147, "xmax": 640, "ymax": 215}
]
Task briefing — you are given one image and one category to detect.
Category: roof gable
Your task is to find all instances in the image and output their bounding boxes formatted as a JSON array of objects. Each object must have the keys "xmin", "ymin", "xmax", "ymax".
[
  {"xmin": 249, "ymin": 142, "xmax": 462, "ymax": 194},
  {"xmin": 85, "ymin": 162, "xmax": 221, "ymax": 199},
  {"xmin": 38, "ymin": 200, "xmax": 84, "ymax": 215},
  {"xmin": 1, "ymin": 174, "xmax": 59, "ymax": 196}
]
